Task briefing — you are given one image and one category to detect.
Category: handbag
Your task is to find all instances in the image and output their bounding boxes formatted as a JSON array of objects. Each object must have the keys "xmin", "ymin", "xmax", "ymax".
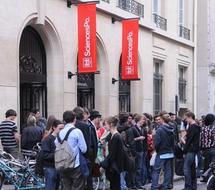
[
  {"xmin": 79, "ymin": 149, "xmax": 89, "ymax": 178},
  {"xmin": 150, "ymin": 151, "xmax": 157, "ymax": 166}
]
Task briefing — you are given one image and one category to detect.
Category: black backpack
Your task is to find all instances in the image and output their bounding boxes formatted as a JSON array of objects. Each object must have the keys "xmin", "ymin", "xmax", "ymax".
[
  {"xmin": 35, "ymin": 149, "xmax": 44, "ymax": 176},
  {"xmin": 122, "ymin": 140, "xmax": 135, "ymax": 172}
]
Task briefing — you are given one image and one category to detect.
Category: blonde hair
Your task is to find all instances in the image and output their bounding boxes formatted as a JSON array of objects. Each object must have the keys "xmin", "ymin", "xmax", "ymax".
[{"xmin": 27, "ymin": 115, "xmax": 36, "ymax": 126}]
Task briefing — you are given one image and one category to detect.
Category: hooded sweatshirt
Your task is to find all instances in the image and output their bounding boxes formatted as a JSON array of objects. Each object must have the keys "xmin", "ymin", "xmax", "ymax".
[{"xmin": 154, "ymin": 124, "xmax": 175, "ymax": 155}]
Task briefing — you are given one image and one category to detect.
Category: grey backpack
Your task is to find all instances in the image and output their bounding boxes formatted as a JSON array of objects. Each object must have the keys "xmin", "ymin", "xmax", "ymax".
[{"xmin": 55, "ymin": 128, "xmax": 77, "ymax": 171}]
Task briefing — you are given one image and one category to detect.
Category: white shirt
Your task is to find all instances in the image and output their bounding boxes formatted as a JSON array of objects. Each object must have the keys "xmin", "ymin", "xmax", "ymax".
[{"xmin": 55, "ymin": 123, "xmax": 87, "ymax": 168}]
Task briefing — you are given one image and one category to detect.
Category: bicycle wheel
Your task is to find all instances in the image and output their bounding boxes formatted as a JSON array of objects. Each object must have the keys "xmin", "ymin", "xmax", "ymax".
[
  {"xmin": 23, "ymin": 173, "xmax": 45, "ymax": 190},
  {"xmin": 207, "ymin": 175, "xmax": 215, "ymax": 190},
  {"xmin": 93, "ymin": 177, "xmax": 100, "ymax": 190}
]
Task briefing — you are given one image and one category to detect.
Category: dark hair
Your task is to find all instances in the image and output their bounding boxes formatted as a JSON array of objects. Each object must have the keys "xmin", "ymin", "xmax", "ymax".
[
  {"xmin": 118, "ymin": 112, "xmax": 129, "ymax": 124},
  {"xmin": 63, "ymin": 111, "xmax": 76, "ymax": 123},
  {"xmin": 143, "ymin": 113, "xmax": 152, "ymax": 121},
  {"xmin": 5, "ymin": 109, "xmax": 17, "ymax": 118},
  {"xmin": 128, "ymin": 113, "xmax": 134, "ymax": 119},
  {"xmin": 168, "ymin": 112, "xmax": 175, "ymax": 116},
  {"xmin": 31, "ymin": 108, "xmax": 39, "ymax": 114},
  {"xmin": 106, "ymin": 116, "xmax": 118, "ymax": 127},
  {"xmin": 46, "ymin": 115, "xmax": 56, "ymax": 131},
  {"xmin": 185, "ymin": 112, "xmax": 195, "ymax": 120},
  {"xmin": 204, "ymin": 114, "xmax": 215, "ymax": 126},
  {"xmin": 73, "ymin": 107, "xmax": 84, "ymax": 120},
  {"xmin": 154, "ymin": 114, "xmax": 160, "ymax": 121},
  {"xmin": 52, "ymin": 119, "xmax": 63, "ymax": 128}
]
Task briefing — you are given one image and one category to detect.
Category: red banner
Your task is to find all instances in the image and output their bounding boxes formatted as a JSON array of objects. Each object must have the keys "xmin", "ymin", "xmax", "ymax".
[
  {"xmin": 78, "ymin": 4, "xmax": 97, "ymax": 73},
  {"xmin": 121, "ymin": 19, "xmax": 139, "ymax": 80}
]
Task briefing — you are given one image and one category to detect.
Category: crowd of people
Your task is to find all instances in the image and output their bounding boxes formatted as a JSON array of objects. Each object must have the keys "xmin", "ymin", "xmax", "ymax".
[{"xmin": 0, "ymin": 107, "xmax": 214, "ymax": 190}]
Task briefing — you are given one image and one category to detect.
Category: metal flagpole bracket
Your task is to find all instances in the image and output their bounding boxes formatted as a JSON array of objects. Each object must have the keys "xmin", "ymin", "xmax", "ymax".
[
  {"xmin": 68, "ymin": 71, "xmax": 100, "ymax": 79},
  {"xmin": 112, "ymin": 77, "xmax": 141, "ymax": 84},
  {"xmin": 67, "ymin": 0, "xmax": 100, "ymax": 7},
  {"xmin": 112, "ymin": 78, "xmax": 119, "ymax": 84},
  {"xmin": 68, "ymin": 71, "xmax": 77, "ymax": 79},
  {"xmin": 111, "ymin": 16, "xmax": 140, "ymax": 24}
]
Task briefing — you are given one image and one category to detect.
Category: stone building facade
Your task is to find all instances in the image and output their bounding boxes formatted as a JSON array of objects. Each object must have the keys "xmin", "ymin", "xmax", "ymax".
[
  {"xmin": 197, "ymin": 0, "xmax": 215, "ymax": 117},
  {"xmin": 0, "ymin": 0, "xmax": 196, "ymax": 127}
]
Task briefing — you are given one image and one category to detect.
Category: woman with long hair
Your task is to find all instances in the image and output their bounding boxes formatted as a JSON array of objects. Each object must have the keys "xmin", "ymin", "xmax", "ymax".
[
  {"xmin": 41, "ymin": 119, "xmax": 64, "ymax": 190},
  {"xmin": 100, "ymin": 116, "xmax": 124, "ymax": 190}
]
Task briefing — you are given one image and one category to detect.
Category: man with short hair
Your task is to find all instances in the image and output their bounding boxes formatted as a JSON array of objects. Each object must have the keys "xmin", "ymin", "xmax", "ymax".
[
  {"xmin": 87, "ymin": 110, "xmax": 101, "ymax": 190},
  {"xmin": 55, "ymin": 110, "xmax": 87, "ymax": 190},
  {"xmin": 151, "ymin": 113, "xmax": 175, "ymax": 190},
  {"xmin": 0, "ymin": 109, "xmax": 20, "ymax": 158},
  {"xmin": 73, "ymin": 106, "xmax": 95, "ymax": 190},
  {"xmin": 183, "ymin": 112, "xmax": 200, "ymax": 190}
]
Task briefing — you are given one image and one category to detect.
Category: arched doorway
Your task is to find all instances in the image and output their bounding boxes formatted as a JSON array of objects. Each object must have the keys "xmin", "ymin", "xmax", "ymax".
[
  {"xmin": 19, "ymin": 26, "xmax": 47, "ymax": 128},
  {"xmin": 119, "ymin": 58, "xmax": 131, "ymax": 112}
]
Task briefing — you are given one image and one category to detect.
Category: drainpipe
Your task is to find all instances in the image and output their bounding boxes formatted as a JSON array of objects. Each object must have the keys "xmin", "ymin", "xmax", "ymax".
[{"xmin": 193, "ymin": 0, "xmax": 198, "ymax": 115}]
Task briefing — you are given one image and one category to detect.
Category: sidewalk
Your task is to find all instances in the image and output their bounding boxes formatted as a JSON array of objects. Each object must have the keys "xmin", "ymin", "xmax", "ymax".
[{"xmin": 144, "ymin": 175, "xmax": 184, "ymax": 189}]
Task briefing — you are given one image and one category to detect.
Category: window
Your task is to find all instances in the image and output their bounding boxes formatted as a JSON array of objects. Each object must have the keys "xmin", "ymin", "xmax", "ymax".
[
  {"xmin": 179, "ymin": 0, "xmax": 184, "ymax": 26},
  {"xmin": 119, "ymin": 60, "xmax": 131, "ymax": 112},
  {"xmin": 153, "ymin": 60, "xmax": 163, "ymax": 115},
  {"xmin": 178, "ymin": 66, "xmax": 187, "ymax": 103},
  {"xmin": 153, "ymin": 0, "xmax": 160, "ymax": 14}
]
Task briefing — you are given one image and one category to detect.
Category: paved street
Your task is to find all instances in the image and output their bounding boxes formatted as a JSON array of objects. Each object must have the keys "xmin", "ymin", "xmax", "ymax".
[
  {"xmin": 144, "ymin": 178, "xmax": 207, "ymax": 190},
  {"xmin": 2, "ymin": 178, "xmax": 207, "ymax": 190}
]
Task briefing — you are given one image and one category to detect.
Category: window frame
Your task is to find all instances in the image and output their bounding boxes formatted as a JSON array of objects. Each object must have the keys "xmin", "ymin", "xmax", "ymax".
[
  {"xmin": 179, "ymin": 0, "xmax": 184, "ymax": 26},
  {"xmin": 153, "ymin": 0, "xmax": 161, "ymax": 15},
  {"xmin": 178, "ymin": 66, "xmax": 187, "ymax": 103},
  {"xmin": 153, "ymin": 60, "xmax": 163, "ymax": 115}
]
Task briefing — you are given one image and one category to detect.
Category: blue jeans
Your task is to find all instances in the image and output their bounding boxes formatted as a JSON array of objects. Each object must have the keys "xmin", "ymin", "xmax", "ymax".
[
  {"xmin": 120, "ymin": 172, "xmax": 127, "ymax": 190},
  {"xmin": 183, "ymin": 152, "xmax": 197, "ymax": 190},
  {"xmin": 44, "ymin": 167, "xmax": 60, "ymax": 190},
  {"xmin": 141, "ymin": 151, "xmax": 148, "ymax": 185},
  {"xmin": 135, "ymin": 151, "xmax": 143, "ymax": 187},
  {"xmin": 151, "ymin": 155, "xmax": 173, "ymax": 190}
]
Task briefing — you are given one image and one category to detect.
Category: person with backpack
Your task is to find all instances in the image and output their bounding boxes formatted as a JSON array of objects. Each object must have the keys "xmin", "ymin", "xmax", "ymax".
[
  {"xmin": 41, "ymin": 119, "xmax": 64, "ymax": 190},
  {"xmin": 100, "ymin": 116, "xmax": 125, "ymax": 190},
  {"xmin": 117, "ymin": 112, "xmax": 132, "ymax": 190},
  {"xmin": 55, "ymin": 110, "xmax": 87, "ymax": 190}
]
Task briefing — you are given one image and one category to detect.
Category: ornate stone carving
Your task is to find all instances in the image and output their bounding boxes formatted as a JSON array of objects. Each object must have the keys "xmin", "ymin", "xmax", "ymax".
[{"xmin": 20, "ymin": 55, "xmax": 42, "ymax": 74}]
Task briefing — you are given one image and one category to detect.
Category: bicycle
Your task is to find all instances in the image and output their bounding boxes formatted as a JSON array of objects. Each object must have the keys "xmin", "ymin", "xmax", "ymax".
[
  {"xmin": 207, "ymin": 162, "xmax": 215, "ymax": 190},
  {"xmin": 0, "ymin": 149, "xmax": 45, "ymax": 190}
]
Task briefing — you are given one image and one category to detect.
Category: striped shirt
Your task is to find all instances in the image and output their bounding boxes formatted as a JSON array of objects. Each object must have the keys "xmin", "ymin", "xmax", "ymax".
[{"xmin": 0, "ymin": 120, "xmax": 18, "ymax": 148}]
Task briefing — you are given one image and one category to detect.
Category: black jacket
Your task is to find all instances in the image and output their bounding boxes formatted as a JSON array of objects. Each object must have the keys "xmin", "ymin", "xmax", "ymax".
[
  {"xmin": 133, "ymin": 125, "xmax": 148, "ymax": 153},
  {"xmin": 21, "ymin": 125, "xmax": 43, "ymax": 150},
  {"xmin": 41, "ymin": 134, "xmax": 56, "ymax": 168},
  {"xmin": 154, "ymin": 124, "xmax": 175, "ymax": 155},
  {"xmin": 88, "ymin": 120, "xmax": 98, "ymax": 162},
  {"xmin": 75, "ymin": 120, "xmax": 94, "ymax": 161},
  {"xmin": 184, "ymin": 124, "xmax": 200, "ymax": 153},
  {"xmin": 101, "ymin": 133, "xmax": 124, "ymax": 173}
]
